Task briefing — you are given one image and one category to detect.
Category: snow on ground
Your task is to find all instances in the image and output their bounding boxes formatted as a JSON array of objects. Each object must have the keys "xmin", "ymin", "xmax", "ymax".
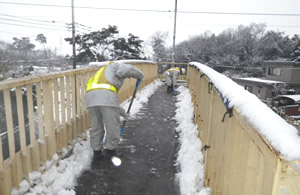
[
  {"xmin": 12, "ymin": 79, "xmax": 207, "ymax": 195},
  {"xmin": 175, "ymin": 86, "xmax": 211, "ymax": 195},
  {"xmin": 191, "ymin": 62, "xmax": 300, "ymax": 161}
]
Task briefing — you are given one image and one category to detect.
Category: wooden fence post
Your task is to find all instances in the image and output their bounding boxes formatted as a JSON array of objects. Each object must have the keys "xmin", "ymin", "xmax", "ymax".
[{"xmin": 42, "ymin": 80, "xmax": 56, "ymax": 159}]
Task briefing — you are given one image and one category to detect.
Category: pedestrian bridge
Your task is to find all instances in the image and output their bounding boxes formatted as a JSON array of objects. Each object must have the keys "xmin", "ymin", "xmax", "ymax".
[{"xmin": 0, "ymin": 60, "xmax": 300, "ymax": 195}]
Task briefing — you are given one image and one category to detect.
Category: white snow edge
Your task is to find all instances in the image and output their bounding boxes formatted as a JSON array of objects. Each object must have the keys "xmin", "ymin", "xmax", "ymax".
[{"xmin": 175, "ymin": 86, "xmax": 211, "ymax": 195}]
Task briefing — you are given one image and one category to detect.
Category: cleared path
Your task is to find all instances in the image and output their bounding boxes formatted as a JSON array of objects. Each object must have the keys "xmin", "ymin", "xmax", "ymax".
[{"xmin": 75, "ymin": 85, "xmax": 181, "ymax": 195}]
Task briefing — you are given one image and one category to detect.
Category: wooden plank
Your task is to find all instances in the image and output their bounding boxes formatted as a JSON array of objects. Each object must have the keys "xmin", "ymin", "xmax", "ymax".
[
  {"xmin": 260, "ymin": 159, "xmax": 276, "ymax": 195},
  {"xmin": 71, "ymin": 75, "xmax": 77, "ymax": 139},
  {"xmin": 204, "ymin": 88, "xmax": 217, "ymax": 189},
  {"xmin": 16, "ymin": 87, "xmax": 26, "ymax": 150},
  {"xmin": 226, "ymin": 119, "xmax": 243, "ymax": 195},
  {"xmin": 16, "ymin": 85, "xmax": 32, "ymax": 177},
  {"xmin": 0, "ymin": 129, "xmax": 3, "ymax": 171},
  {"xmin": 53, "ymin": 79, "xmax": 60, "ymax": 129},
  {"xmin": 243, "ymin": 141, "xmax": 263, "ymax": 194},
  {"xmin": 255, "ymin": 154, "xmax": 265, "ymax": 195},
  {"xmin": 233, "ymin": 108, "xmax": 279, "ymax": 169},
  {"xmin": 221, "ymin": 118, "xmax": 236, "ymax": 194},
  {"xmin": 60, "ymin": 77, "xmax": 68, "ymax": 148},
  {"xmin": 0, "ymin": 160, "xmax": 13, "ymax": 195},
  {"xmin": 66, "ymin": 76, "xmax": 71, "ymax": 124},
  {"xmin": 26, "ymin": 84, "xmax": 40, "ymax": 171},
  {"xmin": 53, "ymin": 79, "xmax": 62, "ymax": 152},
  {"xmin": 11, "ymin": 151, "xmax": 22, "ymax": 188},
  {"xmin": 65, "ymin": 76, "xmax": 72, "ymax": 143},
  {"xmin": 80, "ymin": 74, "xmax": 87, "ymax": 133},
  {"xmin": 42, "ymin": 80, "xmax": 56, "ymax": 159},
  {"xmin": 36, "ymin": 82, "xmax": 47, "ymax": 162},
  {"xmin": 275, "ymin": 161, "xmax": 300, "ymax": 194},
  {"xmin": 76, "ymin": 74, "xmax": 82, "ymax": 134},
  {"xmin": 3, "ymin": 90, "xmax": 15, "ymax": 159},
  {"xmin": 212, "ymin": 95, "xmax": 227, "ymax": 194},
  {"xmin": 230, "ymin": 127, "xmax": 250, "ymax": 195}
]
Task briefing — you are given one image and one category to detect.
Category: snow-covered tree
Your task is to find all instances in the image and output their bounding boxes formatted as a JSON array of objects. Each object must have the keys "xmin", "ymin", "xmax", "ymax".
[
  {"xmin": 12, "ymin": 37, "xmax": 36, "ymax": 60},
  {"xmin": 36, "ymin": 34, "xmax": 47, "ymax": 59},
  {"xmin": 150, "ymin": 31, "xmax": 169, "ymax": 61},
  {"xmin": 65, "ymin": 25, "xmax": 145, "ymax": 62}
]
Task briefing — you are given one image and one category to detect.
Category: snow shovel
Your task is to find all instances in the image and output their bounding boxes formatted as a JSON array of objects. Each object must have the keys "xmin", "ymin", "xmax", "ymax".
[{"xmin": 120, "ymin": 79, "xmax": 142, "ymax": 133}]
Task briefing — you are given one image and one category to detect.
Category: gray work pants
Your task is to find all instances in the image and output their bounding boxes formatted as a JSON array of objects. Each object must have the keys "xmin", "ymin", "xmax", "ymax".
[{"xmin": 87, "ymin": 106, "xmax": 120, "ymax": 151}]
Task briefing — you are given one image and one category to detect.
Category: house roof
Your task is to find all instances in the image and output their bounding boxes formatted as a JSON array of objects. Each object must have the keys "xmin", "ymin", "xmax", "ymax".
[
  {"xmin": 264, "ymin": 61, "xmax": 300, "ymax": 67},
  {"xmin": 275, "ymin": 95, "xmax": 300, "ymax": 102}
]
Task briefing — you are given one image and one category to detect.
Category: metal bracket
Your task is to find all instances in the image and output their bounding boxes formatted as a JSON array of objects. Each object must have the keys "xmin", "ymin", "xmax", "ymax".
[
  {"xmin": 201, "ymin": 145, "xmax": 211, "ymax": 151},
  {"xmin": 222, "ymin": 107, "xmax": 233, "ymax": 122},
  {"xmin": 208, "ymin": 81, "xmax": 213, "ymax": 94}
]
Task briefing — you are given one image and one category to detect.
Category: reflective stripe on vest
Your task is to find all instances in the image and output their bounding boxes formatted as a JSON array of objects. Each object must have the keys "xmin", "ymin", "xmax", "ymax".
[
  {"xmin": 86, "ymin": 64, "xmax": 118, "ymax": 93},
  {"xmin": 167, "ymin": 67, "xmax": 180, "ymax": 76}
]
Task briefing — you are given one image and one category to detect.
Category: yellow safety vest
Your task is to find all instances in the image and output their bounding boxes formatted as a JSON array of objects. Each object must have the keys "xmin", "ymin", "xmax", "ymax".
[{"xmin": 86, "ymin": 64, "xmax": 118, "ymax": 93}]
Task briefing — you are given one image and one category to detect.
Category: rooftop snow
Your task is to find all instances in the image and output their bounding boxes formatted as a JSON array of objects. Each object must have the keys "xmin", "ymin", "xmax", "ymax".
[
  {"xmin": 89, "ymin": 60, "xmax": 155, "ymax": 66},
  {"xmin": 234, "ymin": 77, "xmax": 284, "ymax": 84},
  {"xmin": 276, "ymin": 95, "xmax": 300, "ymax": 102},
  {"xmin": 190, "ymin": 62, "xmax": 300, "ymax": 161}
]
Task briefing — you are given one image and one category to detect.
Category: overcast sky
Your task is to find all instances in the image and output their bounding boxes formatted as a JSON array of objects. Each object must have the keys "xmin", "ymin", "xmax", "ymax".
[{"xmin": 0, "ymin": 0, "xmax": 300, "ymax": 55}]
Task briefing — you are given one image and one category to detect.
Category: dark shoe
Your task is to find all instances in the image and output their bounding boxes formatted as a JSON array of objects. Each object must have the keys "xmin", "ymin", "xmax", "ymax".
[
  {"xmin": 167, "ymin": 86, "xmax": 172, "ymax": 93},
  {"xmin": 104, "ymin": 149, "xmax": 122, "ymax": 166},
  {"xmin": 104, "ymin": 149, "xmax": 122, "ymax": 159},
  {"xmin": 93, "ymin": 150, "xmax": 104, "ymax": 162}
]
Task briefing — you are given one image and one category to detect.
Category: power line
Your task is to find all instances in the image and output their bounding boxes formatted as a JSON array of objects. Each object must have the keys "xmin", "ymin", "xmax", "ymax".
[
  {"xmin": 0, "ymin": 1, "xmax": 300, "ymax": 17},
  {"xmin": 178, "ymin": 23, "xmax": 300, "ymax": 28},
  {"xmin": 0, "ymin": 13, "xmax": 66, "ymax": 24},
  {"xmin": 0, "ymin": 21, "xmax": 68, "ymax": 31},
  {"xmin": 0, "ymin": 17, "xmax": 66, "ymax": 29}
]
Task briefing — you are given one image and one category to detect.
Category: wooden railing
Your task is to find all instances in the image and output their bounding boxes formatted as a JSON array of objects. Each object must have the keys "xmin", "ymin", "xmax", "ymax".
[
  {"xmin": 4, "ymin": 60, "xmax": 299, "ymax": 195},
  {"xmin": 187, "ymin": 64, "xmax": 300, "ymax": 195},
  {"xmin": 0, "ymin": 61, "xmax": 158, "ymax": 195}
]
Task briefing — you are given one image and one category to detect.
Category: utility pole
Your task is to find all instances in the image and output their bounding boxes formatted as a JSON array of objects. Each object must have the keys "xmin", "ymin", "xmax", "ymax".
[
  {"xmin": 172, "ymin": 0, "xmax": 178, "ymax": 64},
  {"xmin": 71, "ymin": 0, "xmax": 76, "ymax": 69}
]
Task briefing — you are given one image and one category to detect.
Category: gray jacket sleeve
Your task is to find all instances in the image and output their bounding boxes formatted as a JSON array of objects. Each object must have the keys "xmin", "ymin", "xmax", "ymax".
[{"xmin": 116, "ymin": 63, "xmax": 144, "ymax": 81}]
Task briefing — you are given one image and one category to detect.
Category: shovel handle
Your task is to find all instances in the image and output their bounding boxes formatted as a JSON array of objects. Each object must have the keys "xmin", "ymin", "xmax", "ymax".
[{"xmin": 121, "ymin": 80, "xmax": 141, "ymax": 132}]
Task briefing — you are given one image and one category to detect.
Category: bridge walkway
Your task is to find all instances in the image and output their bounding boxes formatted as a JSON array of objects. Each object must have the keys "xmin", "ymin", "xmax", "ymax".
[{"xmin": 75, "ymin": 84, "xmax": 181, "ymax": 195}]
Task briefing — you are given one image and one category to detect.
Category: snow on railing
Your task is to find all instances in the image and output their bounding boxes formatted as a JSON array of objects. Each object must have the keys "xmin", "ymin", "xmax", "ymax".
[{"xmin": 190, "ymin": 62, "xmax": 300, "ymax": 161}]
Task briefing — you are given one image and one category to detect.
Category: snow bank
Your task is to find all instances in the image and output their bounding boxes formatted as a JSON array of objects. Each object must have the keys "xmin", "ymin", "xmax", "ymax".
[
  {"xmin": 190, "ymin": 62, "xmax": 300, "ymax": 161},
  {"xmin": 120, "ymin": 79, "xmax": 164, "ymax": 118},
  {"xmin": 175, "ymin": 86, "xmax": 211, "ymax": 195},
  {"xmin": 12, "ymin": 137, "xmax": 93, "ymax": 195}
]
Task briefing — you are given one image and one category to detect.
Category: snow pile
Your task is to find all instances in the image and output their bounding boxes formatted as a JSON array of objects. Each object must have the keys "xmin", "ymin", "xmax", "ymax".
[
  {"xmin": 190, "ymin": 62, "xmax": 300, "ymax": 161},
  {"xmin": 120, "ymin": 79, "xmax": 164, "ymax": 118},
  {"xmin": 12, "ymin": 138, "xmax": 92, "ymax": 195},
  {"xmin": 175, "ymin": 86, "xmax": 211, "ymax": 195}
]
